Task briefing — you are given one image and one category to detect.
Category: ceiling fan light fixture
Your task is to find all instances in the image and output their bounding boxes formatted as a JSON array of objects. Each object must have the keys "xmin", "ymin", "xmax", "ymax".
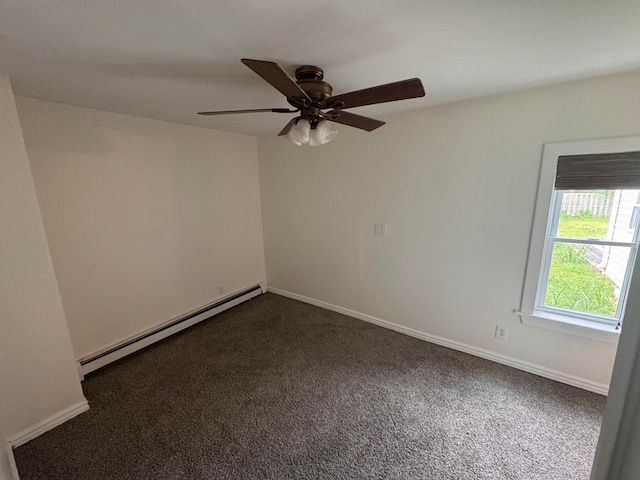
[
  {"xmin": 309, "ymin": 120, "xmax": 338, "ymax": 146},
  {"xmin": 285, "ymin": 118, "xmax": 311, "ymax": 145}
]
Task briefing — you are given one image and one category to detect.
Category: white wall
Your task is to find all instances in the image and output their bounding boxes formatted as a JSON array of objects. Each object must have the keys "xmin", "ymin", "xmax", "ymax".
[
  {"xmin": 15, "ymin": 97, "xmax": 266, "ymax": 360},
  {"xmin": 0, "ymin": 74, "xmax": 86, "ymax": 449},
  {"xmin": 0, "ymin": 432, "xmax": 12, "ymax": 480},
  {"xmin": 258, "ymin": 69, "xmax": 640, "ymax": 388}
]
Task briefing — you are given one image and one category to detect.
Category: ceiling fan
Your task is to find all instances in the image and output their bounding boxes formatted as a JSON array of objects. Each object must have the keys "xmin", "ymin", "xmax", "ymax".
[{"xmin": 198, "ymin": 59, "xmax": 425, "ymax": 146}]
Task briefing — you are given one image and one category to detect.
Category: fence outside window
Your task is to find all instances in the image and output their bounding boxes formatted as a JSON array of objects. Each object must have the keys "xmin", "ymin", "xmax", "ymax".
[{"xmin": 561, "ymin": 190, "xmax": 614, "ymax": 216}]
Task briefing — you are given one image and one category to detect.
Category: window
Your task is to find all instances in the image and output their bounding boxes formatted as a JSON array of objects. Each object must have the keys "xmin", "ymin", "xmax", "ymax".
[
  {"xmin": 520, "ymin": 137, "xmax": 640, "ymax": 343},
  {"xmin": 537, "ymin": 189, "xmax": 638, "ymax": 326}
]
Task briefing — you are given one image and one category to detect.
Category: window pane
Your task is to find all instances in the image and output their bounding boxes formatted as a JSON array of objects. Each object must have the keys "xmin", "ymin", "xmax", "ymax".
[
  {"xmin": 558, "ymin": 189, "xmax": 640, "ymax": 241},
  {"xmin": 544, "ymin": 241, "xmax": 631, "ymax": 318},
  {"xmin": 557, "ymin": 190, "xmax": 615, "ymax": 240}
]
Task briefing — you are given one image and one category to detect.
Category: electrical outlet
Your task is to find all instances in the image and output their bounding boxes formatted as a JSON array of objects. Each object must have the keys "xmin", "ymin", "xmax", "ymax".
[
  {"xmin": 218, "ymin": 285, "xmax": 225, "ymax": 295},
  {"xmin": 495, "ymin": 325, "xmax": 508, "ymax": 340}
]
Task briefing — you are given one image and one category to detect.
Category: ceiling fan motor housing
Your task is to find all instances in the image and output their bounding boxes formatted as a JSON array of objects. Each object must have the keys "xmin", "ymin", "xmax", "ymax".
[
  {"xmin": 295, "ymin": 65, "xmax": 324, "ymax": 81},
  {"xmin": 294, "ymin": 65, "xmax": 333, "ymax": 103}
]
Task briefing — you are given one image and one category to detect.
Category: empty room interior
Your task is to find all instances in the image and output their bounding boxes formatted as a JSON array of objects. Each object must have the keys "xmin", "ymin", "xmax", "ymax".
[{"xmin": 2, "ymin": 2, "xmax": 640, "ymax": 479}]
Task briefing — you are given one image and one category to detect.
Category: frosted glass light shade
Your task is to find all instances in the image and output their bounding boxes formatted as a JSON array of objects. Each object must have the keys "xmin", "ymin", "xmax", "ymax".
[
  {"xmin": 309, "ymin": 121, "xmax": 338, "ymax": 146},
  {"xmin": 286, "ymin": 119, "xmax": 311, "ymax": 145}
]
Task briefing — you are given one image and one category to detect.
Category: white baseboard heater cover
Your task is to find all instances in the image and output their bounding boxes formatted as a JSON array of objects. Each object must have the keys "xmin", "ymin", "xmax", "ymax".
[{"xmin": 79, "ymin": 284, "xmax": 263, "ymax": 376}]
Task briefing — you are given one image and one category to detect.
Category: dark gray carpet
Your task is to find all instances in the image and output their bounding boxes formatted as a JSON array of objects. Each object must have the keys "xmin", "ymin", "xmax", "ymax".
[{"xmin": 15, "ymin": 293, "xmax": 605, "ymax": 479}]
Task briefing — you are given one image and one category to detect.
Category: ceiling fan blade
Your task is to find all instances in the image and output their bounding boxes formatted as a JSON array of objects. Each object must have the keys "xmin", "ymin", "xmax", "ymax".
[
  {"xmin": 278, "ymin": 117, "xmax": 298, "ymax": 136},
  {"xmin": 326, "ymin": 110, "xmax": 385, "ymax": 132},
  {"xmin": 328, "ymin": 78, "xmax": 425, "ymax": 110},
  {"xmin": 241, "ymin": 59, "xmax": 311, "ymax": 104},
  {"xmin": 198, "ymin": 108, "xmax": 297, "ymax": 116}
]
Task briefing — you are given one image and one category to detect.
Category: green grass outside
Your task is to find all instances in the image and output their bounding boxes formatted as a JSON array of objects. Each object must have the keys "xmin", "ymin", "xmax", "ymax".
[
  {"xmin": 545, "ymin": 212, "xmax": 617, "ymax": 317},
  {"xmin": 556, "ymin": 210, "xmax": 609, "ymax": 239}
]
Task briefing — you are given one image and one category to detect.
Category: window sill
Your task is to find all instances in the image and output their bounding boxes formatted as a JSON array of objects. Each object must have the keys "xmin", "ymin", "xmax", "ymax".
[{"xmin": 517, "ymin": 310, "xmax": 620, "ymax": 344}]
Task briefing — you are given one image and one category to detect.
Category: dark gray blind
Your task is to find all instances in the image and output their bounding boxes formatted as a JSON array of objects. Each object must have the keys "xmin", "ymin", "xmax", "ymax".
[{"xmin": 555, "ymin": 151, "xmax": 640, "ymax": 190}]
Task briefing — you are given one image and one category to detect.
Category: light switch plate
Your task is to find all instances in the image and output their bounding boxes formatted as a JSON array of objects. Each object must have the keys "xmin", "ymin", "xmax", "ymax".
[{"xmin": 374, "ymin": 224, "xmax": 387, "ymax": 236}]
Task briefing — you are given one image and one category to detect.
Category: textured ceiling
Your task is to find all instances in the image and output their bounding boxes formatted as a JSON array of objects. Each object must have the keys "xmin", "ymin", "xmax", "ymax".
[{"xmin": 1, "ymin": 0, "xmax": 639, "ymax": 136}]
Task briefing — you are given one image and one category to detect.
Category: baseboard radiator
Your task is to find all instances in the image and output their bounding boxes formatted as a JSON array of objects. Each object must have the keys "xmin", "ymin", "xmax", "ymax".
[{"xmin": 79, "ymin": 284, "xmax": 264, "ymax": 376}]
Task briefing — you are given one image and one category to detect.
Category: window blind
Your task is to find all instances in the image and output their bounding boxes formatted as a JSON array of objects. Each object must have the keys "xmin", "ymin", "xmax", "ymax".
[{"xmin": 555, "ymin": 151, "xmax": 640, "ymax": 190}]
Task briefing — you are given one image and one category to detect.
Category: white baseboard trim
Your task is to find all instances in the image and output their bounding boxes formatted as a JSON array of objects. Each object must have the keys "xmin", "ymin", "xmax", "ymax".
[
  {"xmin": 76, "ymin": 361, "xmax": 84, "ymax": 382},
  {"xmin": 79, "ymin": 284, "xmax": 263, "ymax": 376},
  {"xmin": 8, "ymin": 400, "xmax": 89, "ymax": 448},
  {"xmin": 267, "ymin": 287, "xmax": 609, "ymax": 396},
  {"xmin": 4, "ymin": 440, "xmax": 19, "ymax": 480}
]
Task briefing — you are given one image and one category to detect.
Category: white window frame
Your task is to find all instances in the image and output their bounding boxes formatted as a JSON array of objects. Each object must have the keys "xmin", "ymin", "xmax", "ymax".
[{"xmin": 519, "ymin": 136, "xmax": 640, "ymax": 344}]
